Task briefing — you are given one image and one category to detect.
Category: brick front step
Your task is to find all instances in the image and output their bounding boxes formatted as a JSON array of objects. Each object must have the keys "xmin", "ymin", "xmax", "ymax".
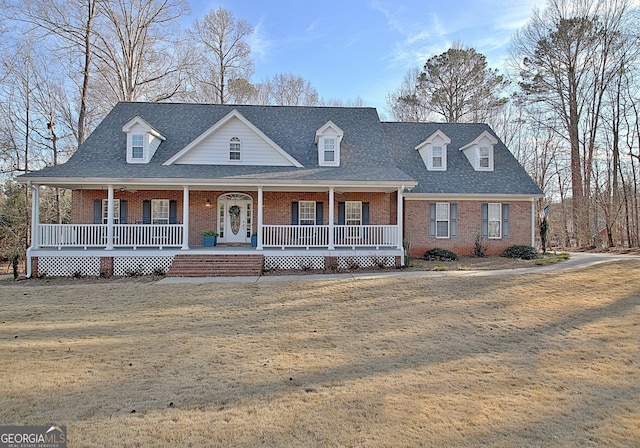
[{"xmin": 166, "ymin": 254, "xmax": 264, "ymax": 277}]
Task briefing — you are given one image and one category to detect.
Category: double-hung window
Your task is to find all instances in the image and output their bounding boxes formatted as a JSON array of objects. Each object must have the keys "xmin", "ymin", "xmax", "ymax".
[
  {"xmin": 299, "ymin": 201, "xmax": 316, "ymax": 225},
  {"xmin": 479, "ymin": 146, "xmax": 490, "ymax": 169},
  {"xmin": 132, "ymin": 135, "xmax": 144, "ymax": 159},
  {"xmin": 324, "ymin": 138, "xmax": 335, "ymax": 162},
  {"xmin": 432, "ymin": 146, "xmax": 443, "ymax": 169},
  {"xmin": 152, "ymin": 199, "xmax": 169, "ymax": 224},
  {"xmin": 488, "ymin": 203, "xmax": 501, "ymax": 238},
  {"xmin": 436, "ymin": 203, "xmax": 450, "ymax": 238},
  {"xmin": 229, "ymin": 137, "xmax": 241, "ymax": 160},
  {"xmin": 102, "ymin": 199, "xmax": 120, "ymax": 224}
]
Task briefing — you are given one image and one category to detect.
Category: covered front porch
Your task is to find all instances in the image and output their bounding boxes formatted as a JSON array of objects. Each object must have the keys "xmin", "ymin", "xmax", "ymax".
[{"xmin": 27, "ymin": 182, "xmax": 407, "ymax": 277}]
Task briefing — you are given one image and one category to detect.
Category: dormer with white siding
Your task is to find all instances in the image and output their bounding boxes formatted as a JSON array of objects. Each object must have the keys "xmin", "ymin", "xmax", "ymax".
[
  {"xmin": 460, "ymin": 130, "xmax": 499, "ymax": 171},
  {"xmin": 122, "ymin": 116, "xmax": 165, "ymax": 164},
  {"xmin": 164, "ymin": 109, "xmax": 302, "ymax": 167},
  {"xmin": 415, "ymin": 130, "xmax": 451, "ymax": 171},
  {"xmin": 315, "ymin": 121, "xmax": 343, "ymax": 167}
]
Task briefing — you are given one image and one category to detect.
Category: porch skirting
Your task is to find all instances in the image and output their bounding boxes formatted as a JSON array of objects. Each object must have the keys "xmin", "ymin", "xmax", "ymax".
[{"xmin": 27, "ymin": 247, "xmax": 404, "ymax": 278}]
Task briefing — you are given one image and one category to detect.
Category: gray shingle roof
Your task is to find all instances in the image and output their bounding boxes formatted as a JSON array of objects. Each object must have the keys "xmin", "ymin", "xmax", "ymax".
[
  {"xmin": 23, "ymin": 102, "xmax": 414, "ymax": 184},
  {"xmin": 20, "ymin": 102, "xmax": 542, "ymax": 197},
  {"xmin": 382, "ymin": 122, "xmax": 543, "ymax": 196}
]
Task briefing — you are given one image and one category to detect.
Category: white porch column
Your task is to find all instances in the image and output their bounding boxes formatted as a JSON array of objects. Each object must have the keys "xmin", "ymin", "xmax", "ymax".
[
  {"xmin": 328, "ymin": 187, "xmax": 335, "ymax": 250},
  {"xmin": 30, "ymin": 184, "xmax": 40, "ymax": 249},
  {"xmin": 182, "ymin": 186, "xmax": 190, "ymax": 250},
  {"xmin": 257, "ymin": 186, "xmax": 264, "ymax": 250},
  {"xmin": 531, "ymin": 200, "xmax": 536, "ymax": 248},
  {"xmin": 105, "ymin": 185, "xmax": 114, "ymax": 250},
  {"xmin": 397, "ymin": 186, "xmax": 404, "ymax": 249}
]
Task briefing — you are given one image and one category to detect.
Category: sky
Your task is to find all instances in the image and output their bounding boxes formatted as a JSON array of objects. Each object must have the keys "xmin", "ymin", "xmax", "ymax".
[{"xmin": 186, "ymin": 0, "xmax": 547, "ymax": 115}]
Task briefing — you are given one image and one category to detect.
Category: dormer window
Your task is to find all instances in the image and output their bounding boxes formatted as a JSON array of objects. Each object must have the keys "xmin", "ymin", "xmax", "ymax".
[
  {"xmin": 324, "ymin": 138, "xmax": 335, "ymax": 162},
  {"xmin": 415, "ymin": 130, "xmax": 450, "ymax": 171},
  {"xmin": 432, "ymin": 146, "xmax": 444, "ymax": 169},
  {"xmin": 123, "ymin": 116, "xmax": 165, "ymax": 164},
  {"xmin": 315, "ymin": 121, "xmax": 343, "ymax": 167},
  {"xmin": 479, "ymin": 146, "xmax": 491, "ymax": 169},
  {"xmin": 460, "ymin": 130, "xmax": 498, "ymax": 171},
  {"xmin": 230, "ymin": 137, "xmax": 241, "ymax": 160},
  {"xmin": 132, "ymin": 135, "xmax": 144, "ymax": 159}
]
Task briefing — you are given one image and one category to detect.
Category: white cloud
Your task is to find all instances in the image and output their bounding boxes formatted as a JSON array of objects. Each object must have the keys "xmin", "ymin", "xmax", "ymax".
[{"xmin": 248, "ymin": 18, "xmax": 273, "ymax": 63}]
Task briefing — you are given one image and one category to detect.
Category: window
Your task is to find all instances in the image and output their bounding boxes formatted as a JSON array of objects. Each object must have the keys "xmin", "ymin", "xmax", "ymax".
[
  {"xmin": 488, "ymin": 203, "xmax": 501, "ymax": 238},
  {"xmin": 152, "ymin": 199, "xmax": 169, "ymax": 224},
  {"xmin": 346, "ymin": 201, "xmax": 362, "ymax": 226},
  {"xmin": 436, "ymin": 203, "xmax": 450, "ymax": 238},
  {"xmin": 479, "ymin": 146, "xmax": 490, "ymax": 168},
  {"xmin": 229, "ymin": 137, "xmax": 241, "ymax": 160},
  {"xmin": 324, "ymin": 138, "xmax": 335, "ymax": 162},
  {"xmin": 432, "ymin": 146, "xmax": 443, "ymax": 169},
  {"xmin": 132, "ymin": 135, "xmax": 144, "ymax": 159},
  {"xmin": 299, "ymin": 201, "xmax": 316, "ymax": 225},
  {"xmin": 102, "ymin": 199, "xmax": 120, "ymax": 224}
]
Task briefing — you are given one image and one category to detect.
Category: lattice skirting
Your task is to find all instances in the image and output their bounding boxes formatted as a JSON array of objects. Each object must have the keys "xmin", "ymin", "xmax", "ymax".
[
  {"xmin": 37, "ymin": 256, "xmax": 101, "ymax": 277},
  {"xmin": 35, "ymin": 255, "xmax": 174, "ymax": 277},
  {"xmin": 337, "ymin": 255, "xmax": 396, "ymax": 269},
  {"xmin": 113, "ymin": 256, "xmax": 175, "ymax": 276},
  {"xmin": 264, "ymin": 256, "xmax": 325, "ymax": 271}
]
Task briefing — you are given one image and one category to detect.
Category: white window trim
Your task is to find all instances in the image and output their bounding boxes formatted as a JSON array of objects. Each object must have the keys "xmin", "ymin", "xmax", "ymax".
[
  {"xmin": 488, "ymin": 203, "xmax": 502, "ymax": 239},
  {"xmin": 131, "ymin": 134, "xmax": 144, "ymax": 159},
  {"xmin": 435, "ymin": 202, "xmax": 450, "ymax": 239},
  {"xmin": 415, "ymin": 130, "xmax": 450, "ymax": 171},
  {"xmin": 102, "ymin": 199, "xmax": 120, "ymax": 224},
  {"xmin": 152, "ymin": 199, "xmax": 169, "ymax": 225},
  {"xmin": 299, "ymin": 201, "xmax": 316, "ymax": 225}
]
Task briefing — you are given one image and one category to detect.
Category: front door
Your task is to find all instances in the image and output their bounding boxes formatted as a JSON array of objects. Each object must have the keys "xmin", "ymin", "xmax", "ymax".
[{"xmin": 219, "ymin": 194, "xmax": 252, "ymax": 244}]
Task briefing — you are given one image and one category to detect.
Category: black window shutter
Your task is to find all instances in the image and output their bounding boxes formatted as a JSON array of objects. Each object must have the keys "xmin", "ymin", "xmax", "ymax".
[
  {"xmin": 291, "ymin": 202, "xmax": 299, "ymax": 225},
  {"xmin": 142, "ymin": 200, "xmax": 151, "ymax": 224},
  {"xmin": 169, "ymin": 200, "xmax": 177, "ymax": 224},
  {"xmin": 120, "ymin": 200, "xmax": 128, "ymax": 224},
  {"xmin": 481, "ymin": 203, "xmax": 489, "ymax": 238},
  {"xmin": 337, "ymin": 202, "xmax": 345, "ymax": 225},
  {"xmin": 451, "ymin": 203, "xmax": 457, "ymax": 238},
  {"xmin": 429, "ymin": 203, "xmax": 436, "ymax": 237},
  {"xmin": 362, "ymin": 202, "xmax": 370, "ymax": 225},
  {"xmin": 315, "ymin": 202, "xmax": 323, "ymax": 225},
  {"xmin": 93, "ymin": 199, "xmax": 102, "ymax": 224},
  {"xmin": 502, "ymin": 204, "xmax": 510, "ymax": 238}
]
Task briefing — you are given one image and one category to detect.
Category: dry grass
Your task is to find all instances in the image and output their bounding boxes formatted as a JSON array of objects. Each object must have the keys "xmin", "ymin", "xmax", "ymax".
[{"xmin": 1, "ymin": 261, "xmax": 639, "ymax": 447}]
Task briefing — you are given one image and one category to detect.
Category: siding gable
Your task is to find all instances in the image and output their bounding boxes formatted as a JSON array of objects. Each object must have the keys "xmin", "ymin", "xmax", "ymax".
[{"xmin": 164, "ymin": 109, "xmax": 303, "ymax": 167}]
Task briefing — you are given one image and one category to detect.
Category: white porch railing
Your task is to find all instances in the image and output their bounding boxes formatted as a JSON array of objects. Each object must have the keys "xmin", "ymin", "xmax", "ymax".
[
  {"xmin": 334, "ymin": 225, "xmax": 399, "ymax": 248},
  {"xmin": 262, "ymin": 224, "xmax": 398, "ymax": 248},
  {"xmin": 38, "ymin": 224, "xmax": 183, "ymax": 249},
  {"xmin": 39, "ymin": 224, "xmax": 107, "ymax": 248},
  {"xmin": 262, "ymin": 225, "xmax": 329, "ymax": 248}
]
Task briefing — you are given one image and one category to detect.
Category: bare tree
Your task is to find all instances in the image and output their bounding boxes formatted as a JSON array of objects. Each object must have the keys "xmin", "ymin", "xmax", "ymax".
[
  {"xmin": 93, "ymin": 0, "xmax": 189, "ymax": 104},
  {"xmin": 265, "ymin": 73, "xmax": 319, "ymax": 106},
  {"xmin": 510, "ymin": 0, "xmax": 639, "ymax": 246},
  {"xmin": 188, "ymin": 7, "xmax": 254, "ymax": 104}
]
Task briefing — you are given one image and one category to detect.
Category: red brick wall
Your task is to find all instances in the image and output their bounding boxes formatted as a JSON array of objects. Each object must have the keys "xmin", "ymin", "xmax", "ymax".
[
  {"xmin": 71, "ymin": 189, "xmax": 396, "ymax": 246},
  {"xmin": 404, "ymin": 200, "xmax": 533, "ymax": 257}
]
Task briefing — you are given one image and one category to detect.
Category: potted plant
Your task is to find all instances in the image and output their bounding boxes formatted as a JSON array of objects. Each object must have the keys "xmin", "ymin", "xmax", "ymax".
[
  {"xmin": 202, "ymin": 230, "xmax": 218, "ymax": 247},
  {"xmin": 251, "ymin": 231, "xmax": 258, "ymax": 247}
]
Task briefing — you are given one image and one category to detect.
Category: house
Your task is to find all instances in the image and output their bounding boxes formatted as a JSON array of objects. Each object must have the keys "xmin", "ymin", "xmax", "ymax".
[{"xmin": 18, "ymin": 102, "xmax": 543, "ymax": 277}]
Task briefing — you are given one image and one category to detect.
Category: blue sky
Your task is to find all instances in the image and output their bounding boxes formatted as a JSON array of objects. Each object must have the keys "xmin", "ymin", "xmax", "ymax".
[{"xmin": 186, "ymin": 1, "xmax": 546, "ymax": 114}]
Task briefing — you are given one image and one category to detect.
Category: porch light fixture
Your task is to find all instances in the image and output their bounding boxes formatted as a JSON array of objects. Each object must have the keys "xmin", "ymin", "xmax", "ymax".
[{"xmin": 205, "ymin": 199, "xmax": 212, "ymax": 208}]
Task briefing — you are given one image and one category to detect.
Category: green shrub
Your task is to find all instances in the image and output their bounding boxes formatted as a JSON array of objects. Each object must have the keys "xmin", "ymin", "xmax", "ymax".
[
  {"xmin": 501, "ymin": 245, "xmax": 539, "ymax": 260},
  {"xmin": 423, "ymin": 248, "xmax": 459, "ymax": 261}
]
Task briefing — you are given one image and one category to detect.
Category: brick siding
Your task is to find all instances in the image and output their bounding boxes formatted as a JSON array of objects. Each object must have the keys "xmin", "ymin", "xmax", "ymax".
[{"xmin": 404, "ymin": 200, "xmax": 533, "ymax": 257}]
